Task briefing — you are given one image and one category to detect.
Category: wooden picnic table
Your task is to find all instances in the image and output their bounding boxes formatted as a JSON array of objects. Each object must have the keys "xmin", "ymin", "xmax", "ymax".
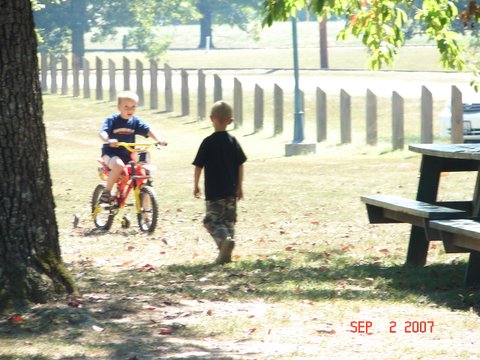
[
  {"xmin": 362, "ymin": 143, "xmax": 480, "ymax": 286},
  {"xmin": 407, "ymin": 144, "xmax": 480, "ymax": 267}
]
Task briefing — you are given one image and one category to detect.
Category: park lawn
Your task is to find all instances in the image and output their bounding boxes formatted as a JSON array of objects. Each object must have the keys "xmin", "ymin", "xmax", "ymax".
[
  {"xmin": 83, "ymin": 21, "xmax": 445, "ymax": 71},
  {"xmin": 1, "ymin": 94, "xmax": 480, "ymax": 359}
]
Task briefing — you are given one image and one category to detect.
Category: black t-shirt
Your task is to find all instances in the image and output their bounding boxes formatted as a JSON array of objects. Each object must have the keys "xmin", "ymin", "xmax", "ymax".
[{"xmin": 192, "ymin": 131, "xmax": 247, "ymax": 201}]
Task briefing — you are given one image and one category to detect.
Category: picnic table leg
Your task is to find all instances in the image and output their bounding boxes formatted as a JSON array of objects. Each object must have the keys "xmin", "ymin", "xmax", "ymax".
[
  {"xmin": 465, "ymin": 251, "xmax": 480, "ymax": 287},
  {"xmin": 472, "ymin": 167, "xmax": 480, "ymax": 217},
  {"xmin": 406, "ymin": 155, "xmax": 443, "ymax": 266},
  {"xmin": 406, "ymin": 226, "xmax": 429, "ymax": 266}
]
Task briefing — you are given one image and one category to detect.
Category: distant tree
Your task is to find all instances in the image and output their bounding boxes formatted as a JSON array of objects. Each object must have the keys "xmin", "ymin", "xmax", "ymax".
[
  {"xmin": 34, "ymin": 0, "xmax": 195, "ymax": 61},
  {"xmin": 195, "ymin": 0, "xmax": 261, "ymax": 49},
  {"xmin": 127, "ymin": 0, "xmax": 196, "ymax": 60},
  {"xmin": 1, "ymin": 0, "xmax": 75, "ymax": 311},
  {"xmin": 34, "ymin": 0, "xmax": 134, "ymax": 59}
]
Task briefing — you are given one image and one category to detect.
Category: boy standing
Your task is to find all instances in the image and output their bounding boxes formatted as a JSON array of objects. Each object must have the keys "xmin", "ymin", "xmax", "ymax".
[
  {"xmin": 98, "ymin": 91, "xmax": 166, "ymax": 203},
  {"xmin": 193, "ymin": 101, "xmax": 247, "ymax": 265}
]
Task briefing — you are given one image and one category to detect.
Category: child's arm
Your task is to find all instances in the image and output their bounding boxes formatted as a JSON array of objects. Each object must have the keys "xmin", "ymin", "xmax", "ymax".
[
  {"xmin": 236, "ymin": 164, "xmax": 244, "ymax": 200},
  {"xmin": 193, "ymin": 166, "xmax": 203, "ymax": 198},
  {"xmin": 99, "ymin": 130, "xmax": 119, "ymax": 147},
  {"xmin": 147, "ymin": 130, "xmax": 168, "ymax": 146}
]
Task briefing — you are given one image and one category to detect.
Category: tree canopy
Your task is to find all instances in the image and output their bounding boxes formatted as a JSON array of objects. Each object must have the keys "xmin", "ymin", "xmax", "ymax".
[
  {"xmin": 33, "ymin": 0, "xmax": 262, "ymax": 59},
  {"xmin": 261, "ymin": 0, "xmax": 477, "ymax": 75}
]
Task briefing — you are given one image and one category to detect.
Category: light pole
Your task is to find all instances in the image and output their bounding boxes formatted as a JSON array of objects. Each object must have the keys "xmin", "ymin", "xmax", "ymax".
[
  {"xmin": 292, "ymin": 16, "xmax": 304, "ymax": 143},
  {"xmin": 285, "ymin": 16, "xmax": 316, "ymax": 156}
]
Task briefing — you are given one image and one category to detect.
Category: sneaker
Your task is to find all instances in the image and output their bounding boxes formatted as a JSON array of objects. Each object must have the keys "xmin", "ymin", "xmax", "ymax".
[
  {"xmin": 215, "ymin": 237, "xmax": 235, "ymax": 265},
  {"xmin": 99, "ymin": 191, "xmax": 111, "ymax": 204}
]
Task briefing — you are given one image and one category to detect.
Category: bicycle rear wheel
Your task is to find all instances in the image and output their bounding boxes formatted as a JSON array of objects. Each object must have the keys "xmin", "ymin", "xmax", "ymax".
[
  {"xmin": 92, "ymin": 184, "xmax": 115, "ymax": 230},
  {"xmin": 137, "ymin": 186, "xmax": 158, "ymax": 233}
]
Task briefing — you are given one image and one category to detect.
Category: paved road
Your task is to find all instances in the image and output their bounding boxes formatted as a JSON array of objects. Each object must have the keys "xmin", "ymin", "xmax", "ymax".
[{"xmin": 193, "ymin": 69, "xmax": 478, "ymax": 100}]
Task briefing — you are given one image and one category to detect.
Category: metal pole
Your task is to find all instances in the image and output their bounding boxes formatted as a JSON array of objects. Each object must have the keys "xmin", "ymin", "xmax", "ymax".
[{"xmin": 291, "ymin": 16, "xmax": 305, "ymax": 143}]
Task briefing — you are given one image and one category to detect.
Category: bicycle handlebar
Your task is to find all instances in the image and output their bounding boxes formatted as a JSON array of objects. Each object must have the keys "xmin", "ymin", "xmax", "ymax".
[{"xmin": 109, "ymin": 141, "xmax": 166, "ymax": 152}]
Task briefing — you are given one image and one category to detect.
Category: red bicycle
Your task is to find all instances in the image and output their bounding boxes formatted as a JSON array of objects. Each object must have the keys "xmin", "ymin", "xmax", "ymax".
[{"xmin": 91, "ymin": 142, "xmax": 161, "ymax": 233}]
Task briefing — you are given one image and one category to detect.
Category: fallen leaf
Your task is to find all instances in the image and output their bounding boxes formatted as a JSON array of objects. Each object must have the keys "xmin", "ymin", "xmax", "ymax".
[
  {"xmin": 67, "ymin": 296, "xmax": 83, "ymax": 308},
  {"xmin": 122, "ymin": 260, "xmax": 134, "ymax": 267},
  {"xmin": 8, "ymin": 315, "xmax": 23, "ymax": 323},
  {"xmin": 138, "ymin": 264, "xmax": 155, "ymax": 272},
  {"xmin": 316, "ymin": 328, "xmax": 336, "ymax": 335},
  {"xmin": 159, "ymin": 327, "xmax": 173, "ymax": 335},
  {"xmin": 245, "ymin": 328, "xmax": 256, "ymax": 335}
]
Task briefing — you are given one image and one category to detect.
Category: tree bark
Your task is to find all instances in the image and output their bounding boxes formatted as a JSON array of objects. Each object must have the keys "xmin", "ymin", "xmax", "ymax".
[
  {"xmin": 70, "ymin": 0, "xmax": 87, "ymax": 62},
  {"xmin": 0, "ymin": 0, "xmax": 75, "ymax": 311},
  {"xmin": 197, "ymin": 2, "xmax": 214, "ymax": 49}
]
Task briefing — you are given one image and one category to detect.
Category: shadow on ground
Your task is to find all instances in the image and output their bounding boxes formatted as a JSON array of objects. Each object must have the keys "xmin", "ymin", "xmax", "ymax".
[{"xmin": 1, "ymin": 250, "xmax": 478, "ymax": 359}]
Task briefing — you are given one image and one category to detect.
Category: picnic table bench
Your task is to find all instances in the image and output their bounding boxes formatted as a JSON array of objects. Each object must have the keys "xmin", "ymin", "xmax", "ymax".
[
  {"xmin": 430, "ymin": 219, "xmax": 480, "ymax": 286},
  {"xmin": 361, "ymin": 194, "xmax": 468, "ymax": 226},
  {"xmin": 362, "ymin": 144, "xmax": 480, "ymax": 287}
]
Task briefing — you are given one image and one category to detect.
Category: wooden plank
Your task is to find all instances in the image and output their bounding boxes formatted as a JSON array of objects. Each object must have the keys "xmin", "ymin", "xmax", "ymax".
[
  {"xmin": 95, "ymin": 57, "xmax": 103, "ymax": 100},
  {"xmin": 136, "ymin": 59, "xmax": 144, "ymax": 106},
  {"xmin": 421, "ymin": 86, "xmax": 433, "ymax": 144},
  {"xmin": 181, "ymin": 69, "xmax": 189, "ymax": 116},
  {"xmin": 197, "ymin": 69, "xmax": 206, "ymax": 121},
  {"xmin": 164, "ymin": 64, "xmax": 173, "ymax": 112},
  {"xmin": 392, "ymin": 91, "xmax": 404, "ymax": 150},
  {"xmin": 361, "ymin": 195, "xmax": 467, "ymax": 219},
  {"xmin": 274, "ymin": 84, "xmax": 283, "ymax": 135},
  {"xmin": 366, "ymin": 89, "xmax": 377, "ymax": 146},
  {"xmin": 340, "ymin": 89, "xmax": 351, "ymax": 144},
  {"xmin": 108, "ymin": 59, "xmax": 116, "ymax": 102},
  {"xmin": 451, "ymin": 85, "xmax": 464, "ymax": 144},
  {"xmin": 254, "ymin": 84, "xmax": 264, "ymax": 132},
  {"xmin": 150, "ymin": 60, "xmax": 158, "ymax": 110},
  {"xmin": 234, "ymin": 78, "xmax": 243, "ymax": 128},
  {"xmin": 430, "ymin": 219, "xmax": 480, "ymax": 240}
]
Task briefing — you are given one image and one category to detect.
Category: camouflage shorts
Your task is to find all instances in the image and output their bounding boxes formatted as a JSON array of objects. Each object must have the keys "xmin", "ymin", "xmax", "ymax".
[{"xmin": 203, "ymin": 197, "xmax": 237, "ymax": 247}]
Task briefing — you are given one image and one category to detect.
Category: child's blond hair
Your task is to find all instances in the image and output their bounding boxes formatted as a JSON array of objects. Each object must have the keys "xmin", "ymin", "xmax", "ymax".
[
  {"xmin": 210, "ymin": 101, "xmax": 233, "ymax": 123},
  {"xmin": 117, "ymin": 90, "xmax": 139, "ymax": 104}
]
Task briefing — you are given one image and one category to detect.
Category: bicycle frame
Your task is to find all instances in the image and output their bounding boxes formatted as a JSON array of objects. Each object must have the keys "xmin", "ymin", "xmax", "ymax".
[{"xmin": 96, "ymin": 142, "xmax": 156, "ymax": 214}]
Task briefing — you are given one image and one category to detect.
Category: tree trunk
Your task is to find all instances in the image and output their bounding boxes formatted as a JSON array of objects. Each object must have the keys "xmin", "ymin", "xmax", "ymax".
[
  {"xmin": 70, "ymin": 0, "xmax": 87, "ymax": 62},
  {"xmin": 319, "ymin": 15, "xmax": 329, "ymax": 69},
  {"xmin": 0, "ymin": 0, "xmax": 75, "ymax": 311},
  {"xmin": 197, "ymin": 3, "xmax": 214, "ymax": 49}
]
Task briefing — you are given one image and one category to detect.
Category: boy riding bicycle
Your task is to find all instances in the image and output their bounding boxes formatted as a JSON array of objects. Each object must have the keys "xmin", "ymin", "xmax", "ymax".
[{"xmin": 98, "ymin": 90, "xmax": 167, "ymax": 203}]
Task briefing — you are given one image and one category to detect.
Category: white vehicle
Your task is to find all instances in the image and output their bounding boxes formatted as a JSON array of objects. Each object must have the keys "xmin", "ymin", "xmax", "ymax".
[{"xmin": 439, "ymin": 101, "xmax": 480, "ymax": 142}]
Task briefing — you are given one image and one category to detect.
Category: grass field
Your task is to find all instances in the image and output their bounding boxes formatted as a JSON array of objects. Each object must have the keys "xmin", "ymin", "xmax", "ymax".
[
  {"xmin": 83, "ymin": 21, "xmax": 446, "ymax": 71},
  {"xmin": 1, "ymin": 93, "xmax": 480, "ymax": 359}
]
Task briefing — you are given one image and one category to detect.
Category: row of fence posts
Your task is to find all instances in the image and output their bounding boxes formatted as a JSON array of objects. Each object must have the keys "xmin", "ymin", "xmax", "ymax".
[{"xmin": 40, "ymin": 53, "xmax": 464, "ymax": 148}]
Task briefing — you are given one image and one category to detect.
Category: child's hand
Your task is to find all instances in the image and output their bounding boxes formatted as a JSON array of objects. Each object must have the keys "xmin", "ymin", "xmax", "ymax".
[
  {"xmin": 108, "ymin": 139, "xmax": 119, "ymax": 147},
  {"xmin": 156, "ymin": 139, "xmax": 168, "ymax": 147},
  {"xmin": 236, "ymin": 187, "xmax": 243, "ymax": 200},
  {"xmin": 193, "ymin": 186, "xmax": 201, "ymax": 198}
]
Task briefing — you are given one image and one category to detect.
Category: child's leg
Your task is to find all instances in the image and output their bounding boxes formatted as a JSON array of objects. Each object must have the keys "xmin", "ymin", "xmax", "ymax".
[
  {"xmin": 102, "ymin": 155, "xmax": 124, "ymax": 193},
  {"xmin": 203, "ymin": 197, "xmax": 237, "ymax": 264},
  {"xmin": 223, "ymin": 197, "xmax": 237, "ymax": 239},
  {"xmin": 203, "ymin": 199, "xmax": 231, "ymax": 248}
]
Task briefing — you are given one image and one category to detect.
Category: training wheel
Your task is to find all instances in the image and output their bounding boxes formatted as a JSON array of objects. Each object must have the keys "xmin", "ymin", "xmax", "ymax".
[{"xmin": 121, "ymin": 216, "xmax": 131, "ymax": 228}]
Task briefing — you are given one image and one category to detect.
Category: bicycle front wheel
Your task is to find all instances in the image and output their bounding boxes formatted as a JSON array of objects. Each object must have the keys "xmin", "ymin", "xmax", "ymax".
[
  {"xmin": 92, "ymin": 183, "xmax": 115, "ymax": 231},
  {"xmin": 137, "ymin": 186, "xmax": 158, "ymax": 233}
]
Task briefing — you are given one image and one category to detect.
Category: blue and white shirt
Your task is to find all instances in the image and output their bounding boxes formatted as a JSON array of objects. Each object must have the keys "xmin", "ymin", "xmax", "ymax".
[{"xmin": 100, "ymin": 114, "xmax": 150, "ymax": 163}]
